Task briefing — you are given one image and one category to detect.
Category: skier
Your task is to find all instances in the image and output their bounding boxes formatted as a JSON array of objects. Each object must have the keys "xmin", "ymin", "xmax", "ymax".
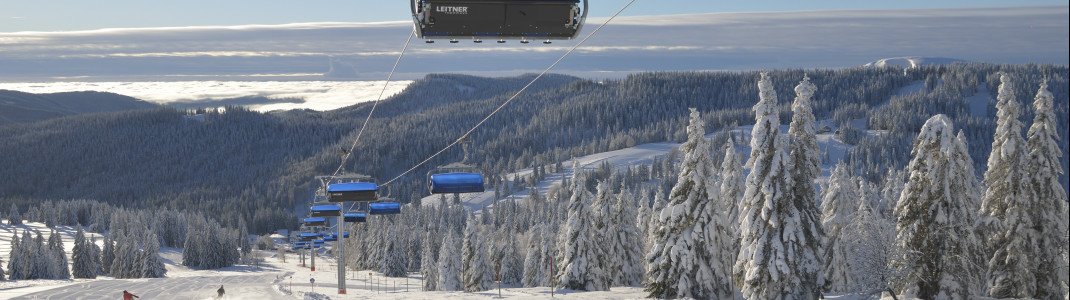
[
  {"xmin": 217, "ymin": 285, "xmax": 225, "ymax": 298},
  {"xmin": 122, "ymin": 290, "xmax": 140, "ymax": 300}
]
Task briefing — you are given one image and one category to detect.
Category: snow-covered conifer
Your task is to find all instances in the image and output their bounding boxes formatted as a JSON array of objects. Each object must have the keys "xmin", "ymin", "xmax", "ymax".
[
  {"xmin": 880, "ymin": 168, "xmax": 905, "ymax": 219},
  {"xmin": 1025, "ymin": 80, "xmax": 1070, "ymax": 298},
  {"xmin": 7, "ymin": 203, "xmax": 19, "ymax": 225},
  {"xmin": 842, "ymin": 180, "xmax": 893, "ymax": 293},
  {"xmin": 48, "ymin": 230, "xmax": 70, "ymax": 279},
  {"xmin": 556, "ymin": 163, "xmax": 607, "ymax": 291},
  {"xmin": 437, "ymin": 227, "xmax": 462, "ymax": 291},
  {"xmin": 72, "ymin": 226, "xmax": 96, "ymax": 278},
  {"xmin": 821, "ymin": 162, "xmax": 858, "ymax": 293},
  {"xmin": 734, "ymin": 73, "xmax": 823, "ymax": 299},
  {"xmin": 421, "ymin": 232, "xmax": 439, "ymax": 291},
  {"xmin": 522, "ymin": 224, "xmax": 545, "ymax": 287},
  {"xmin": 719, "ymin": 138, "xmax": 744, "ymax": 239},
  {"xmin": 980, "ymin": 73, "xmax": 1038, "ymax": 298},
  {"xmin": 462, "ymin": 215, "xmax": 490, "ymax": 292},
  {"xmin": 608, "ymin": 189, "xmax": 643, "ymax": 286},
  {"xmin": 141, "ymin": 233, "xmax": 166, "ymax": 278},
  {"xmin": 889, "ymin": 115, "xmax": 985, "ymax": 299},
  {"xmin": 646, "ymin": 108, "xmax": 733, "ymax": 299}
]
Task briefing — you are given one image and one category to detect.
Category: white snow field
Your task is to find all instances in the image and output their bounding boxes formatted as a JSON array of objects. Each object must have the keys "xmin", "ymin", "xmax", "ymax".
[{"xmin": 266, "ymin": 251, "xmax": 647, "ymax": 300}]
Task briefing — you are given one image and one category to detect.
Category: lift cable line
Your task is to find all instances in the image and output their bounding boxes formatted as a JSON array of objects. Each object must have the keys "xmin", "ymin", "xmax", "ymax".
[
  {"xmin": 331, "ymin": 29, "xmax": 417, "ymax": 178},
  {"xmin": 381, "ymin": 0, "xmax": 637, "ymax": 187}
]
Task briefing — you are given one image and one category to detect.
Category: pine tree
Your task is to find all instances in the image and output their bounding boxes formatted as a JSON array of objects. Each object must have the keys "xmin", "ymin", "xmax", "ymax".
[
  {"xmin": 437, "ymin": 228, "xmax": 462, "ymax": 291},
  {"xmin": 646, "ymin": 108, "xmax": 734, "ymax": 299},
  {"xmin": 889, "ymin": 114, "xmax": 985, "ymax": 299},
  {"xmin": 608, "ymin": 188, "xmax": 644, "ymax": 287},
  {"xmin": 1025, "ymin": 79, "xmax": 1070, "ymax": 299},
  {"xmin": 7, "ymin": 203, "xmax": 19, "ymax": 225},
  {"xmin": 556, "ymin": 161, "xmax": 607, "ymax": 291},
  {"xmin": 734, "ymin": 73, "xmax": 822, "ymax": 299},
  {"xmin": 141, "ymin": 233, "xmax": 166, "ymax": 278},
  {"xmin": 979, "ymin": 73, "xmax": 1037, "ymax": 298},
  {"xmin": 110, "ymin": 233, "xmax": 128, "ymax": 278},
  {"xmin": 0, "ymin": 254, "xmax": 5, "ymax": 281},
  {"xmin": 421, "ymin": 232, "xmax": 439, "ymax": 291},
  {"xmin": 842, "ymin": 180, "xmax": 893, "ymax": 293},
  {"xmin": 89, "ymin": 236, "xmax": 102, "ymax": 276},
  {"xmin": 48, "ymin": 230, "xmax": 70, "ymax": 279},
  {"xmin": 821, "ymin": 162, "xmax": 858, "ymax": 293},
  {"xmin": 462, "ymin": 215, "xmax": 489, "ymax": 292}
]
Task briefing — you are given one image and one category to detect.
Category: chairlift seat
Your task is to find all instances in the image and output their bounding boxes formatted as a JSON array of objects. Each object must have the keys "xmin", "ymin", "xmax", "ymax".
[
  {"xmin": 303, "ymin": 217, "xmax": 328, "ymax": 227},
  {"xmin": 327, "ymin": 182, "xmax": 379, "ymax": 202},
  {"xmin": 344, "ymin": 212, "xmax": 368, "ymax": 223},
  {"xmin": 430, "ymin": 172, "xmax": 486, "ymax": 194},
  {"xmin": 369, "ymin": 201, "xmax": 402, "ymax": 215},
  {"xmin": 310, "ymin": 204, "xmax": 342, "ymax": 217}
]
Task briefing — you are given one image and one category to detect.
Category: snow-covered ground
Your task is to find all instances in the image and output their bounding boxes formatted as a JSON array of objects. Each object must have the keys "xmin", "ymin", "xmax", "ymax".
[
  {"xmin": 0, "ymin": 80, "xmax": 412, "ymax": 112},
  {"xmin": 265, "ymin": 250, "xmax": 646, "ymax": 300}
]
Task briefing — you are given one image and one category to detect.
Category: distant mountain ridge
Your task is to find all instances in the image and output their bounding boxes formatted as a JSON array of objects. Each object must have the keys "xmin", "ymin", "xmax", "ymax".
[{"xmin": 0, "ymin": 90, "xmax": 158, "ymax": 125}]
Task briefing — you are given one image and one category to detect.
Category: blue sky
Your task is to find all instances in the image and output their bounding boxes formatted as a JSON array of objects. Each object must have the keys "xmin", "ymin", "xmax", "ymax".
[{"xmin": 1, "ymin": 0, "xmax": 1066, "ymax": 32}]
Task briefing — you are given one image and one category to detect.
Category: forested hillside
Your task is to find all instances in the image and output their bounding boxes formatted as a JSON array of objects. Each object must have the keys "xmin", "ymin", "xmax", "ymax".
[
  {"xmin": 0, "ymin": 90, "xmax": 158, "ymax": 125},
  {"xmin": 1, "ymin": 64, "xmax": 1066, "ymax": 233}
]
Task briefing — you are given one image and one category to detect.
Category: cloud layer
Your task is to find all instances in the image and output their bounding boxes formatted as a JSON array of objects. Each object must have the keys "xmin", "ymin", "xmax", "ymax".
[{"xmin": 0, "ymin": 6, "xmax": 1066, "ymax": 81}]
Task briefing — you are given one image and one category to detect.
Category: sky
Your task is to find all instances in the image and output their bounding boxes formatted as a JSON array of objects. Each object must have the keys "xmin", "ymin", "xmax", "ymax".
[{"xmin": 1, "ymin": 0, "xmax": 1066, "ymax": 32}]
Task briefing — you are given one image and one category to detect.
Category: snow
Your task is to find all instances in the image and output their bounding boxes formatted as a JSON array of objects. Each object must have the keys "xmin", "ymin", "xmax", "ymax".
[
  {"xmin": 268, "ymin": 250, "xmax": 647, "ymax": 300},
  {"xmin": 863, "ymin": 56, "xmax": 968, "ymax": 69},
  {"xmin": 0, "ymin": 80, "xmax": 412, "ymax": 112}
]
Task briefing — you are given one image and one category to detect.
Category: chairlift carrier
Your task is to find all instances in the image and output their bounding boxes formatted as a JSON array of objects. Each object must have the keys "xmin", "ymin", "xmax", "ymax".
[
  {"xmin": 412, "ymin": 0, "xmax": 587, "ymax": 41},
  {"xmin": 310, "ymin": 204, "xmax": 343, "ymax": 217}
]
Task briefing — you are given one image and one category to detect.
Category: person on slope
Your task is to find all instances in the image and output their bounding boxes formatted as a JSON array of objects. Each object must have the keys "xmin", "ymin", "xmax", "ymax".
[
  {"xmin": 217, "ymin": 285, "xmax": 225, "ymax": 298},
  {"xmin": 122, "ymin": 290, "xmax": 140, "ymax": 300}
]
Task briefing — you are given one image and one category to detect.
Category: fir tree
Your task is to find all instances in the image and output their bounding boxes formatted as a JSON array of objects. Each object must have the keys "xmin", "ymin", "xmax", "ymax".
[
  {"xmin": 719, "ymin": 138, "xmax": 744, "ymax": 240},
  {"xmin": 141, "ymin": 233, "xmax": 166, "ymax": 278},
  {"xmin": 880, "ymin": 168, "xmax": 905, "ymax": 220},
  {"xmin": 556, "ymin": 161, "xmax": 607, "ymax": 291},
  {"xmin": 734, "ymin": 73, "xmax": 822, "ymax": 299},
  {"xmin": 48, "ymin": 230, "xmax": 70, "ymax": 279},
  {"xmin": 842, "ymin": 180, "xmax": 894, "ymax": 293},
  {"xmin": 31, "ymin": 232, "xmax": 47, "ymax": 279},
  {"xmin": 522, "ymin": 224, "xmax": 545, "ymax": 287},
  {"xmin": 421, "ymin": 232, "xmax": 439, "ymax": 291},
  {"xmin": 1025, "ymin": 79, "xmax": 1070, "ymax": 299},
  {"xmin": 821, "ymin": 162, "xmax": 858, "ymax": 293},
  {"xmin": 646, "ymin": 108, "xmax": 734, "ymax": 299},
  {"xmin": 7, "ymin": 203, "xmax": 19, "ymax": 225},
  {"xmin": 6, "ymin": 230, "xmax": 21, "ymax": 279},
  {"xmin": 72, "ymin": 226, "xmax": 96, "ymax": 278},
  {"xmin": 608, "ymin": 188, "xmax": 644, "ymax": 287},
  {"xmin": 980, "ymin": 73, "xmax": 1037, "ymax": 298},
  {"xmin": 101, "ymin": 235, "xmax": 115, "ymax": 276},
  {"xmin": 462, "ymin": 215, "xmax": 489, "ymax": 292},
  {"xmin": 889, "ymin": 115, "xmax": 985, "ymax": 299},
  {"xmin": 437, "ymin": 228, "xmax": 462, "ymax": 291}
]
